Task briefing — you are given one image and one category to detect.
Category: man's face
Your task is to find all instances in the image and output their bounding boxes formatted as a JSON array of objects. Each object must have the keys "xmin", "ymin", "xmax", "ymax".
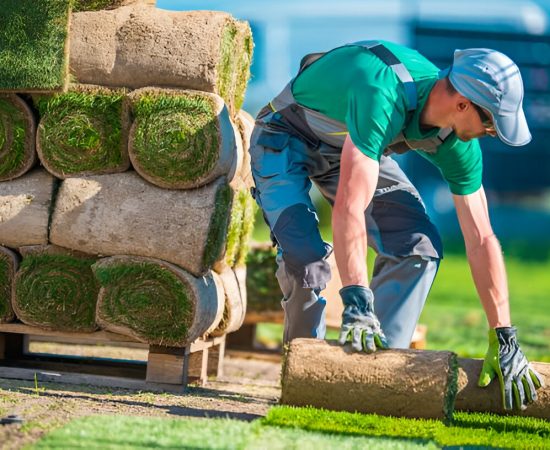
[{"xmin": 454, "ymin": 101, "xmax": 496, "ymax": 142}]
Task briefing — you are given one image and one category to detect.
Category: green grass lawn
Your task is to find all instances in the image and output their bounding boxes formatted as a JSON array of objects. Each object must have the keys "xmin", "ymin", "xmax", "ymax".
[
  {"xmin": 253, "ymin": 212, "xmax": 550, "ymax": 361},
  {"xmin": 419, "ymin": 253, "xmax": 550, "ymax": 361},
  {"xmin": 31, "ymin": 407, "xmax": 550, "ymax": 449}
]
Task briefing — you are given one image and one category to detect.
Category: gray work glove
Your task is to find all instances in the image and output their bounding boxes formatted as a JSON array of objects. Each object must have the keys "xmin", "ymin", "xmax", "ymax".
[
  {"xmin": 478, "ymin": 326, "xmax": 545, "ymax": 410},
  {"xmin": 338, "ymin": 285, "xmax": 388, "ymax": 353}
]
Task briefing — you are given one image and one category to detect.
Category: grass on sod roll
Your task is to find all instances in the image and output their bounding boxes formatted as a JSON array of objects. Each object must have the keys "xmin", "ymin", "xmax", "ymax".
[
  {"xmin": 72, "ymin": 0, "xmax": 131, "ymax": 11},
  {"xmin": 36, "ymin": 89, "xmax": 127, "ymax": 176},
  {"xmin": 93, "ymin": 260, "xmax": 194, "ymax": 346},
  {"xmin": 203, "ymin": 182, "xmax": 232, "ymax": 270},
  {"xmin": 263, "ymin": 406, "xmax": 550, "ymax": 450},
  {"xmin": 0, "ymin": 256, "xmax": 13, "ymax": 322},
  {"xmin": 131, "ymin": 92, "xmax": 221, "ymax": 186},
  {"xmin": 31, "ymin": 415, "xmax": 439, "ymax": 449},
  {"xmin": 234, "ymin": 24, "xmax": 254, "ymax": 112},
  {"xmin": 235, "ymin": 189, "xmax": 257, "ymax": 267},
  {"xmin": 0, "ymin": 96, "xmax": 31, "ymax": 179},
  {"xmin": 218, "ymin": 21, "xmax": 239, "ymax": 111},
  {"xmin": 0, "ymin": 0, "xmax": 70, "ymax": 91},
  {"xmin": 15, "ymin": 254, "xmax": 98, "ymax": 331},
  {"xmin": 222, "ymin": 189, "xmax": 246, "ymax": 268}
]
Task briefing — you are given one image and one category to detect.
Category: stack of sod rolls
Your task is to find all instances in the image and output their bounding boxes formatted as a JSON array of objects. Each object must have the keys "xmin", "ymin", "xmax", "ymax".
[{"xmin": 0, "ymin": 0, "xmax": 256, "ymax": 346}]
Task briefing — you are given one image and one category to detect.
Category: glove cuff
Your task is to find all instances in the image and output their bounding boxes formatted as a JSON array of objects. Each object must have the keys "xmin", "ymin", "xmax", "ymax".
[
  {"xmin": 489, "ymin": 326, "xmax": 518, "ymax": 346},
  {"xmin": 339, "ymin": 285, "xmax": 374, "ymax": 310}
]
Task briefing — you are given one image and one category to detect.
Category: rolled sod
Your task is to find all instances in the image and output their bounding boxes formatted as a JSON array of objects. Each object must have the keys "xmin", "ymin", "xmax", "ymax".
[
  {"xmin": 69, "ymin": 7, "xmax": 253, "ymax": 114},
  {"xmin": 0, "ymin": 169, "xmax": 56, "ymax": 248},
  {"xmin": 0, "ymin": 0, "xmax": 70, "ymax": 91},
  {"xmin": 128, "ymin": 88, "xmax": 238, "ymax": 189},
  {"xmin": 281, "ymin": 339, "xmax": 458, "ymax": 421},
  {"xmin": 0, "ymin": 95, "xmax": 37, "ymax": 181},
  {"xmin": 210, "ymin": 267, "xmax": 246, "ymax": 337},
  {"xmin": 456, "ymin": 357, "xmax": 550, "ymax": 419},
  {"xmin": 50, "ymin": 173, "xmax": 232, "ymax": 276},
  {"xmin": 245, "ymin": 243, "xmax": 281, "ymax": 313},
  {"xmin": 0, "ymin": 246, "xmax": 19, "ymax": 323},
  {"xmin": 13, "ymin": 245, "xmax": 98, "ymax": 332},
  {"xmin": 35, "ymin": 85, "xmax": 130, "ymax": 179},
  {"xmin": 235, "ymin": 109, "xmax": 255, "ymax": 189},
  {"xmin": 93, "ymin": 256, "xmax": 224, "ymax": 346},
  {"xmin": 73, "ymin": 0, "xmax": 155, "ymax": 12}
]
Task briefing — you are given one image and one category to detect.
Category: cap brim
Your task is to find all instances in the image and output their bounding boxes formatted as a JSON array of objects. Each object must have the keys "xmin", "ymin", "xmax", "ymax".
[{"xmin": 494, "ymin": 107, "xmax": 532, "ymax": 147}]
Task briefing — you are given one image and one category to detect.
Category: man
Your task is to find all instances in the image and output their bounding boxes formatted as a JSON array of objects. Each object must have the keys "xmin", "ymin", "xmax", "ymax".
[{"xmin": 248, "ymin": 40, "xmax": 544, "ymax": 410}]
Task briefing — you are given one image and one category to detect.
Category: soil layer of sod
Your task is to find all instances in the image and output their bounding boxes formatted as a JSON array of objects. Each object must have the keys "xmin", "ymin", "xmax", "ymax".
[
  {"xmin": 35, "ymin": 86, "xmax": 129, "ymax": 178},
  {"xmin": 0, "ymin": 0, "xmax": 70, "ymax": 91}
]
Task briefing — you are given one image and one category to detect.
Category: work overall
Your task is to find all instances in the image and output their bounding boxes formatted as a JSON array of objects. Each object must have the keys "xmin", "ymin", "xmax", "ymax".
[{"xmin": 250, "ymin": 41, "xmax": 448, "ymax": 348}]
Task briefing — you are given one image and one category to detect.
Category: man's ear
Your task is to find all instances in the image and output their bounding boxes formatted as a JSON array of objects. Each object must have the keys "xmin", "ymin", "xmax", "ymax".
[{"xmin": 456, "ymin": 97, "xmax": 470, "ymax": 113}]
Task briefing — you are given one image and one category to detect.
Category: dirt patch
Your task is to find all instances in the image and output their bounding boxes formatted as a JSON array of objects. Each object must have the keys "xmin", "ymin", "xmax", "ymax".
[{"xmin": 0, "ymin": 355, "xmax": 281, "ymax": 450}]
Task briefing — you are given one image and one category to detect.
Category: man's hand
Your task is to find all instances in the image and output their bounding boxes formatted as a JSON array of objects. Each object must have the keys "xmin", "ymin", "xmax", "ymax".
[
  {"xmin": 478, "ymin": 327, "xmax": 545, "ymax": 410},
  {"xmin": 338, "ymin": 285, "xmax": 388, "ymax": 353}
]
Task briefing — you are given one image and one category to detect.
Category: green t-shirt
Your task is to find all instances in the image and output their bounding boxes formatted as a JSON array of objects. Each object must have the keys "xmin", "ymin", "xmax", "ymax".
[{"xmin": 291, "ymin": 41, "xmax": 482, "ymax": 195}]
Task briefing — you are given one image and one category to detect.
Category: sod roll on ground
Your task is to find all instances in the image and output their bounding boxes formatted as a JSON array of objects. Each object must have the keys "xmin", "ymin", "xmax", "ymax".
[
  {"xmin": 128, "ymin": 88, "xmax": 239, "ymax": 189},
  {"xmin": 281, "ymin": 339, "xmax": 458, "ymax": 420},
  {"xmin": 69, "ymin": 7, "xmax": 253, "ymax": 114},
  {"xmin": 93, "ymin": 255, "xmax": 224, "ymax": 346},
  {"xmin": 0, "ymin": 246, "xmax": 19, "ymax": 323},
  {"xmin": 0, "ymin": 0, "xmax": 71, "ymax": 91},
  {"xmin": 50, "ymin": 173, "xmax": 232, "ymax": 276},
  {"xmin": 13, "ymin": 245, "xmax": 98, "ymax": 332},
  {"xmin": 0, "ymin": 169, "xmax": 56, "ymax": 248},
  {"xmin": 456, "ymin": 358, "xmax": 550, "ymax": 419},
  {"xmin": 0, "ymin": 95, "xmax": 37, "ymax": 181},
  {"xmin": 35, "ymin": 85, "xmax": 130, "ymax": 179}
]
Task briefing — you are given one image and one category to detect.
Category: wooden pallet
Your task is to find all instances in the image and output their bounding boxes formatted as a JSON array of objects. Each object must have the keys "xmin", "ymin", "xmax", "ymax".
[{"xmin": 0, "ymin": 323, "xmax": 225, "ymax": 393}]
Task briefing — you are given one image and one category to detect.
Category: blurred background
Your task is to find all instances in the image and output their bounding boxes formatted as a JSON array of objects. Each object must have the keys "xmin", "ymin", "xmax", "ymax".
[{"xmin": 158, "ymin": 0, "xmax": 550, "ymax": 359}]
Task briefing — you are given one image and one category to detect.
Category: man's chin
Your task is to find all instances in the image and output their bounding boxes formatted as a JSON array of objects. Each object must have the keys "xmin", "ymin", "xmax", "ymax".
[{"xmin": 455, "ymin": 132, "xmax": 475, "ymax": 142}]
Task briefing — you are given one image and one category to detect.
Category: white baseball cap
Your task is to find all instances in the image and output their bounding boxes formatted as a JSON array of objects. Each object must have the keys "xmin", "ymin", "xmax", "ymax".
[{"xmin": 441, "ymin": 48, "xmax": 531, "ymax": 146}]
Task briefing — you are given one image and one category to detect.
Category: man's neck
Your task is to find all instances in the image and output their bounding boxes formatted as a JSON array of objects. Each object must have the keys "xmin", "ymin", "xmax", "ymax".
[{"xmin": 421, "ymin": 79, "xmax": 450, "ymax": 129}]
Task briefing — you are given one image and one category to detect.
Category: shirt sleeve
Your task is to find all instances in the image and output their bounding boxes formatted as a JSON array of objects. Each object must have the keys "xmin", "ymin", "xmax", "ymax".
[
  {"xmin": 345, "ymin": 68, "xmax": 407, "ymax": 161},
  {"xmin": 418, "ymin": 135, "xmax": 483, "ymax": 195}
]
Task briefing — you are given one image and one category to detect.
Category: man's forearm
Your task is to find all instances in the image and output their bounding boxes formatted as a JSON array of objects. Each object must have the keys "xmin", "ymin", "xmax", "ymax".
[
  {"xmin": 466, "ymin": 233, "xmax": 511, "ymax": 328},
  {"xmin": 332, "ymin": 207, "xmax": 368, "ymax": 286},
  {"xmin": 333, "ymin": 135, "xmax": 379, "ymax": 287}
]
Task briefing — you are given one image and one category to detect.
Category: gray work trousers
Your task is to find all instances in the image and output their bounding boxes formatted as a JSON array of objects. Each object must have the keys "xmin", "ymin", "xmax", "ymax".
[{"xmin": 249, "ymin": 113, "xmax": 442, "ymax": 348}]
